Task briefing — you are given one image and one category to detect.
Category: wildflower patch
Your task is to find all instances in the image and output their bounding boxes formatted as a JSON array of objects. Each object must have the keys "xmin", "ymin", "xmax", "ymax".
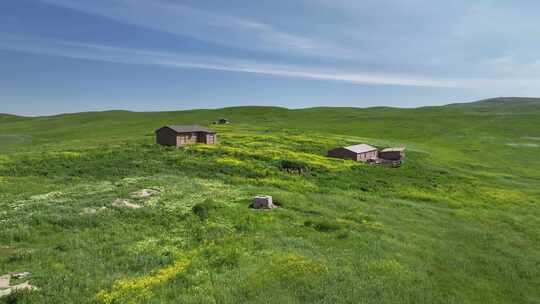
[{"xmin": 96, "ymin": 252, "xmax": 195, "ymax": 304}]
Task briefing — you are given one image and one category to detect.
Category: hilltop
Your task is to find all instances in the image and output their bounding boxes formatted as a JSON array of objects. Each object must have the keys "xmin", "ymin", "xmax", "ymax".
[
  {"xmin": 0, "ymin": 99, "xmax": 539, "ymax": 303},
  {"xmin": 447, "ymin": 96, "xmax": 540, "ymax": 108},
  {"xmin": 5, "ymin": 96, "xmax": 540, "ymax": 118},
  {"xmin": 0, "ymin": 113, "xmax": 24, "ymax": 121}
]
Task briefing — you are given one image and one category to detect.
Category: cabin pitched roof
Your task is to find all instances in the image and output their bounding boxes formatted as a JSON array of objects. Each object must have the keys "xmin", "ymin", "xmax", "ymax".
[
  {"xmin": 343, "ymin": 144, "xmax": 378, "ymax": 154},
  {"xmin": 159, "ymin": 125, "xmax": 214, "ymax": 133}
]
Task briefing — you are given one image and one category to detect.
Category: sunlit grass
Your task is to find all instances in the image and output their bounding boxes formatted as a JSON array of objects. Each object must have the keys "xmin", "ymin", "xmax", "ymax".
[{"xmin": 1, "ymin": 104, "xmax": 539, "ymax": 303}]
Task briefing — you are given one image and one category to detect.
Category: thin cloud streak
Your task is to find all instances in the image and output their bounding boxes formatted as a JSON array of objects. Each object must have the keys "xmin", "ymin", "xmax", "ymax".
[
  {"xmin": 0, "ymin": 35, "xmax": 462, "ymax": 88},
  {"xmin": 38, "ymin": 0, "xmax": 355, "ymax": 59}
]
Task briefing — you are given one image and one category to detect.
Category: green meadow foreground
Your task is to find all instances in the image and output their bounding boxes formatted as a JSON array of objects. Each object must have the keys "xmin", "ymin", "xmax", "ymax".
[{"xmin": 1, "ymin": 98, "xmax": 539, "ymax": 303}]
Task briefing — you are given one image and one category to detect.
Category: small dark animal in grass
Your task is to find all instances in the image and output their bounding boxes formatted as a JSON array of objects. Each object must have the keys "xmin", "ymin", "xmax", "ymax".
[
  {"xmin": 276, "ymin": 160, "xmax": 309, "ymax": 174},
  {"xmin": 214, "ymin": 118, "xmax": 230, "ymax": 125}
]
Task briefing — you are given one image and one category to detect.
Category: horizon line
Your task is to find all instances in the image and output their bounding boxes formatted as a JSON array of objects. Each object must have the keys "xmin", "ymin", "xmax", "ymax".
[{"xmin": 2, "ymin": 96, "xmax": 536, "ymax": 118}]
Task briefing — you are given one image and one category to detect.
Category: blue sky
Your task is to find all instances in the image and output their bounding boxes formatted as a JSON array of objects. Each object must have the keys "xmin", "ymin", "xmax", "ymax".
[{"xmin": 1, "ymin": 0, "xmax": 540, "ymax": 115}]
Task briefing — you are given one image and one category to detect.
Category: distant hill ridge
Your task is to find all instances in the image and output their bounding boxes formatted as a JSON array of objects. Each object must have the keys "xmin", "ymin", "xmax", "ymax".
[
  {"xmin": 447, "ymin": 97, "xmax": 540, "ymax": 107},
  {"xmin": 2, "ymin": 97, "xmax": 540, "ymax": 118},
  {"xmin": 0, "ymin": 113, "xmax": 24, "ymax": 121}
]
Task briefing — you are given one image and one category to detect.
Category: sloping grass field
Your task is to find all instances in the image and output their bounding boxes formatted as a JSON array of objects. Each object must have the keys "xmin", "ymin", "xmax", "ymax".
[{"xmin": 1, "ymin": 98, "xmax": 539, "ymax": 303}]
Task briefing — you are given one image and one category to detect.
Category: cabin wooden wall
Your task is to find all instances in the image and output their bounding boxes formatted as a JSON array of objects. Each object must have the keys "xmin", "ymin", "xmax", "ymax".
[
  {"xmin": 177, "ymin": 133, "xmax": 198, "ymax": 146},
  {"xmin": 379, "ymin": 151, "xmax": 403, "ymax": 160},
  {"xmin": 156, "ymin": 128, "xmax": 217, "ymax": 147},
  {"xmin": 156, "ymin": 128, "xmax": 178, "ymax": 146},
  {"xmin": 328, "ymin": 148, "xmax": 378, "ymax": 162},
  {"xmin": 357, "ymin": 150, "xmax": 378, "ymax": 161},
  {"xmin": 205, "ymin": 133, "xmax": 217, "ymax": 145},
  {"xmin": 327, "ymin": 148, "xmax": 357, "ymax": 161}
]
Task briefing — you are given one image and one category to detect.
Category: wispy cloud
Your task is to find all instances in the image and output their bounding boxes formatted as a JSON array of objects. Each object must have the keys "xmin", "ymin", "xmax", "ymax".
[
  {"xmin": 0, "ymin": 34, "xmax": 462, "ymax": 88},
  {"xmin": 38, "ymin": 0, "xmax": 355, "ymax": 59}
]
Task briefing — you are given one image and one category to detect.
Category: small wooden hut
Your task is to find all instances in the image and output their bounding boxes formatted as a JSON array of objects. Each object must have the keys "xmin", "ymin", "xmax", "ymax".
[
  {"xmin": 379, "ymin": 147, "xmax": 406, "ymax": 161},
  {"xmin": 327, "ymin": 144, "xmax": 378, "ymax": 162},
  {"xmin": 155, "ymin": 125, "xmax": 217, "ymax": 147}
]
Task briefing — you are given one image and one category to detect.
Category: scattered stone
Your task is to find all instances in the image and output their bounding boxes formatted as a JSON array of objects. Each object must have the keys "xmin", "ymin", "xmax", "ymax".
[
  {"xmin": 81, "ymin": 207, "xmax": 108, "ymax": 215},
  {"xmin": 0, "ymin": 275, "xmax": 10, "ymax": 289},
  {"xmin": 112, "ymin": 198, "xmax": 142, "ymax": 209},
  {"xmin": 131, "ymin": 188, "xmax": 161, "ymax": 198},
  {"xmin": 0, "ymin": 289, "xmax": 10, "ymax": 298},
  {"xmin": 11, "ymin": 281, "xmax": 38, "ymax": 292},
  {"xmin": 250, "ymin": 195, "xmax": 277, "ymax": 209},
  {"xmin": 30, "ymin": 191, "xmax": 63, "ymax": 201},
  {"xmin": 0, "ymin": 272, "xmax": 38, "ymax": 298},
  {"xmin": 0, "ymin": 282, "xmax": 39, "ymax": 298},
  {"xmin": 10, "ymin": 272, "xmax": 30, "ymax": 280}
]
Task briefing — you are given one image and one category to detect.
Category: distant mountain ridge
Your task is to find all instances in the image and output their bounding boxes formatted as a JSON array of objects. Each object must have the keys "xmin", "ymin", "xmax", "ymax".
[{"xmin": 447, "ymin": 97, "xmax": 540, "ymax": 107}]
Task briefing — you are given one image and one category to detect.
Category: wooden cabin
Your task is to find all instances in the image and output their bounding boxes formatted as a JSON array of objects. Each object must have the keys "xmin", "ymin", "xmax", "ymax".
[
  {"xmin": 327, "ymin": 144, "xmax": 378, "ymax": 162},
  {"xmin": 155, "ymin": 125, "xmax": 217, "ymax": 147},
  {"xmin": 379, "ymin": 147, "xmax": 406, "ymax": 161}
]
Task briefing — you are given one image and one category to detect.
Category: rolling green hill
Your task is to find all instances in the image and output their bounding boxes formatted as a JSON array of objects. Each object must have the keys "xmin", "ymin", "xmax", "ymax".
[
  {"xmin": 447, "ymin": 97, "xmax": 540, "ymax": 109},
  {"xmin": 1, "ymin": 99, "xmax": 539, "ymax": 303}
]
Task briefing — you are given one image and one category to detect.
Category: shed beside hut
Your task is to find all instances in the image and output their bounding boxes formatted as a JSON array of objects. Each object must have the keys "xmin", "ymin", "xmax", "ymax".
[
  {"xmin": 327, "ymin": 144, "xmax": 378, "ymax": 162},
  {"xmin": 155, "ymin": 125, "xmax": 217, "ymax": 147},
  {"xmin": 379, "ymin": 147, "xmax": 406, "ymax": 161}
]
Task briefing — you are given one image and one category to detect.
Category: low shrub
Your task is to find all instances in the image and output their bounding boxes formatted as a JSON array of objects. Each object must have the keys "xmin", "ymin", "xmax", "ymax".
[
  {"xmin": 304, "ymin": 219, "xmax": 341, "ymax": 232},
  {"xmin": 274, "ymin": 160, "xmax": 310, "ymax": 174},
  {"xmin": 192, "ymin": 199, "xmax": 221, "ymax": 220}
]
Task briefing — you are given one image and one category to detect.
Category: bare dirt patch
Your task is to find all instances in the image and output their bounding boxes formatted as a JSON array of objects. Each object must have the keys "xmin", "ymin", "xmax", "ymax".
[
  {"xmin": 130, "ymin": 188, "xmax": 161, "ymax": 198},
  {"xmin": 81, "ymin": 207, "xmax": 108, "ymax": 215},
  {"xmin": 30, "ymin": 191, "xmax": 64, "ymax": 201},
  {"xmin": 112, "ymin": 198, "xmax": 142, "ymax": 209}
]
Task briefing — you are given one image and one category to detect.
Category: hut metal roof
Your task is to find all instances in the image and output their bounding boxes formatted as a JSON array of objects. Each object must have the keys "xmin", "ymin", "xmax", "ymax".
[
  {"xmin": 343, "ymin": 144, "xmax": 377, "ymax": 153},
  {"xmin": 381, "ymin": 147, "xmax": 406, "ymax": 152}
]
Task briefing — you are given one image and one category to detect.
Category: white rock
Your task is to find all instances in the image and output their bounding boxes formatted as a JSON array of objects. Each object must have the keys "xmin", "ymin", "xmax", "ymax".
[
  {"xmin": 0, "ymin": 275, "xmax": 10, "ymax": 289},
  {"xmin": 251, "ymin": 195, "xmax": 276, "ymax": 209}
]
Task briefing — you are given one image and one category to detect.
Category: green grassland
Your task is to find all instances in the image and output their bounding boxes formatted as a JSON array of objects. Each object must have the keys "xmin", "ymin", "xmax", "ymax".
[{"xmin": 1, "ymin": 98, "xmax": 539, "ymax": 303}]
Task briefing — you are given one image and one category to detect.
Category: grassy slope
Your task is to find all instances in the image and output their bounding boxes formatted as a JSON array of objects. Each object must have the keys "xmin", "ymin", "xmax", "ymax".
[{"xmin": 0, "ymin": 99, "xmax": 539, "ymax": 303}]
